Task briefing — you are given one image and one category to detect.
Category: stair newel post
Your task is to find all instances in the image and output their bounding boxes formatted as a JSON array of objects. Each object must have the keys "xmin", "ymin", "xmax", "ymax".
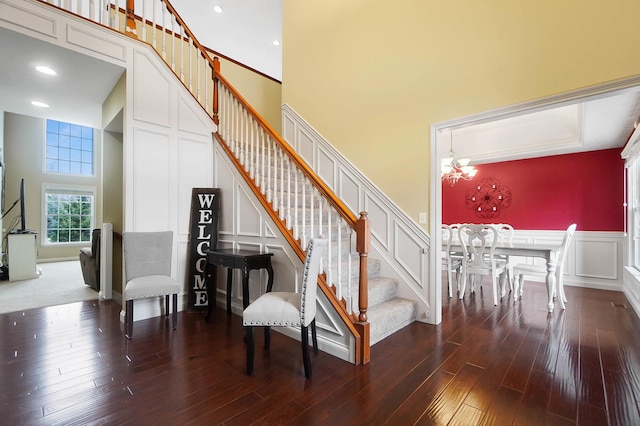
[
  {"xmin": 355, "ymin": 211, "xmax": 370, "ymax": 364},
  {"xmin": 125, "ymin": 0, "xmax": 137, "ymax": 38},
  {"xmin": 212, "ymin": 57, "xmax": 220, "ymax": 126}
]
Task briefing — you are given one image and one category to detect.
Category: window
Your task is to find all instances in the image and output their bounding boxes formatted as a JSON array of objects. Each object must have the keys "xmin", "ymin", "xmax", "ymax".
[
  {"xmin": 45, "ymin": 119, "xmax": 94, "ymax": 175},
  {"xmin": 43, "ymin": 185, "xmax": 95, "ymax": 245}
]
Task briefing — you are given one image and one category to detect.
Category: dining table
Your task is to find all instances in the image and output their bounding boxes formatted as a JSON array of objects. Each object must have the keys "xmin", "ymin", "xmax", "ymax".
[{"xmin": 446, "ymin": 240, "xmax": 563, "ymax": 312}]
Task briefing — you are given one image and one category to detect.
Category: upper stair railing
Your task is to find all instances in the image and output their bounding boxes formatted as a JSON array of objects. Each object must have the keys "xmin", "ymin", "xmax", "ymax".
[{"xmin": 36, "ymin": 0, "xmax": 371, "ymax": 364}]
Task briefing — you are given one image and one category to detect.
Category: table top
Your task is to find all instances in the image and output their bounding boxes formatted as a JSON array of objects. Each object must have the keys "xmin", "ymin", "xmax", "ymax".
[
  {"xmin": 446, "ymin": 241, "xmax": 562, "ymax": 261},
  {"xmin": 206, "ymin": 248, "xmax": 274, "ymax": 258}
]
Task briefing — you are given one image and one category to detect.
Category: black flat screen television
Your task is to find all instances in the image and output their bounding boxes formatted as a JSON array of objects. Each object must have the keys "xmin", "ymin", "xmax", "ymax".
[{"xmin": 19, "ymin": 178, "xmax": 26, "ymax": 232}]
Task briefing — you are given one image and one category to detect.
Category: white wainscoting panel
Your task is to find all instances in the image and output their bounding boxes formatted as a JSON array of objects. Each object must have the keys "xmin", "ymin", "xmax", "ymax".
[
  {"xmin": 338, "ymin": 168, "xmax": 361, "ymax": 216},
  {"xmin": 132, "ymin": 50, "xmax": 170, "ymax": 126},
  {"xmin": 575, "ymin": 240, "xmax": 618, "ymax": 280},
  {"xmin": 236, "ymin": 184, "xmax": 263, "ymax": 237},
  {"xmin": 67, "ymin": 24, "xmax": 126, "ymax": 61},
  {"xmin": 282, "ymin": 104, "xmax": 433, "ymax": 323},
  {"xmin": 365, "ymin": 194, "xmax": 390, "ymax": 250},
  {"xmin": 317, "ymin": 145, "xmax": 337, "ymax": 187},
  {"xmin": 214, "ymin": 152, "xmax": 236, "ymax": 236},
  {"xmin": 0, "ymin": 0, "xmax": 57, "ymax": 37},
  {"xmin": 131, "ymin": 128, "xmax": 171, "ymax": 230},
  {"xmin": 177, "ymin": 136, "xmax": 213, "ymax": 235}
]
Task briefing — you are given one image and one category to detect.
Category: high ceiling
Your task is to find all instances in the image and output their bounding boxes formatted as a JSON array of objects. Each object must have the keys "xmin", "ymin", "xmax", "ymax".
[
  {"xmin": 2, "ymin": 1, "xmax": 640, "ymax": 163},
  {"xmin": 168, "ymin": 0, "xmax": 282, "ymax": 81}
]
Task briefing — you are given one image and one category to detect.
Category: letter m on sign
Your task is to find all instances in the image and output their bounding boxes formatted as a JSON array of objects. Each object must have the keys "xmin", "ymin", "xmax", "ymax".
[{"xmin": 187, "ymin": 188, "xmax": 220, "ymax": 312}]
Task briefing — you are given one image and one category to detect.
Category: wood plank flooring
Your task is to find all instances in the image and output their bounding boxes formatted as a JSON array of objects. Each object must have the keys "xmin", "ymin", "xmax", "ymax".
[{"xmin": 1, "ymin": 279, "xmax": 639, "ymax": 425}]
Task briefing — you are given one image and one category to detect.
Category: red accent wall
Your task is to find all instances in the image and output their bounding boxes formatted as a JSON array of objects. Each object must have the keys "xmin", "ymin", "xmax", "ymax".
[{"xmin": 442, "ymin": 148, "xmax": 624, "ymax": 231}]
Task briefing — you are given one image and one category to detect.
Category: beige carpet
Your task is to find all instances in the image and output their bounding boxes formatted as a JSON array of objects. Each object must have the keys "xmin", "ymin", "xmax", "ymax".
[{"xmin": 0, "ymin": 260, "xmax": 98, "ymax": 314}]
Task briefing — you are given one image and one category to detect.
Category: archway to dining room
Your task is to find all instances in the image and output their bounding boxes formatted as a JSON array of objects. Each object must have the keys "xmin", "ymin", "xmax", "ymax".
[{"xmin": 430, "ymin": 76, "xmax": 640, "ymax": 323}]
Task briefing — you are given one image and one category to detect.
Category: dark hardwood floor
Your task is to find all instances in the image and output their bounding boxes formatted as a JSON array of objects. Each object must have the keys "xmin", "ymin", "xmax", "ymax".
[{"xmin": 2, "ymin": 278, "xmax": 640, "ymax": 425}]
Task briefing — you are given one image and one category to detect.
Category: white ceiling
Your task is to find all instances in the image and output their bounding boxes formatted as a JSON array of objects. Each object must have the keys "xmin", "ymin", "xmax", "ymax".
[
  {"xmin": 2, "ymin": 1, "xmax": 640, "ymax": 163},
  {"xmin": 168, "ymin": 0, "xmax": 282, "ymax": 81},
  {"xmin": 448, "ymin": 91, "xmax": 640, "ymax": 164}
]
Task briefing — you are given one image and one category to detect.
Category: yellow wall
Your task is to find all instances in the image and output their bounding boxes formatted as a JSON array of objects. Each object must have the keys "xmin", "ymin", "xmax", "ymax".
[
  {"xmin": 216, "ymin": 56, "xmax": 283, "ymax": 134},
  {"xmin": 282, "ymin": 0, "xmax": 640, "ymax": 226}
]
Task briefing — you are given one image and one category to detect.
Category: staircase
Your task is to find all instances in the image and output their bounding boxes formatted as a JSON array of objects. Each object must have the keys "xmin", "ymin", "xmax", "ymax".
[{"xmin": 258, "ymin": 154, "xmax": 418, "ymax": 345}]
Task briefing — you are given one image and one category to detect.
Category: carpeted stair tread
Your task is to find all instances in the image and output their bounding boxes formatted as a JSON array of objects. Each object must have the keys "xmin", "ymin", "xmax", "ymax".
[{"xmin": 367, "ymin": 297, "xmax": 418, "ymax": 345}]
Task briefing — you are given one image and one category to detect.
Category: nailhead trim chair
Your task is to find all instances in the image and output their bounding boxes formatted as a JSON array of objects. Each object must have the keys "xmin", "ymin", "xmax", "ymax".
[
  {"xmin": 123, "ymin": 231, "xmax": 180, "ymax": 339},
  {"xmin": 243, "ymin": 238, "xmax": 328, "ymax": 378}
]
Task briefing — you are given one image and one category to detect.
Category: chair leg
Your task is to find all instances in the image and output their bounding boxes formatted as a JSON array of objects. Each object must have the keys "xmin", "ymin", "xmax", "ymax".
[
  {"xmin": 172, "ymin": 293, "xmax": 178, "ymax": 330},
  {"xmin": 165, "ymin": 295, "xmax": 169, "ymax": 316},
  {"xmin": 245, "ymin": 326, "xmax": 254, "ymax": 375},
  {"xmin": 264, "ymin": 326, "xmax": 271, "ymax": 350},
  {"xmin": 492, "ymin": 275, "xmax": 498, "ymax": 306},
  {"xmin": 458, "ymin": 268, "xmax": 467, "ymax": 300},
  {"xmin": 446, "ymin": 266, "xmax": 453, "ymax": 298},
  {"xmin": 125, "ymin": 300, "xmax": 133, "ymax": 339},
  {"xmin": 311, "ymin": 319, "xmax": 318, "ymax": 353},
  {"xmin": 301, "ymin": 325, "xmax": 311, "ymax": 378}
]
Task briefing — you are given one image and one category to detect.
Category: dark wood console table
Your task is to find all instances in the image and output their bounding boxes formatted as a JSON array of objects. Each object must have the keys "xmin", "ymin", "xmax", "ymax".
[{"xmin": 204, "ymin": 248, "xmax": 274, "ymax": 320}]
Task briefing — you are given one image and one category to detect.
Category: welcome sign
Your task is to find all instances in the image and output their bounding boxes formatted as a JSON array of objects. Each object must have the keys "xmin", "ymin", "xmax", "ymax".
[{"xmin": 187, "ymin": 188, "xmax": 220, "ymax": 312}]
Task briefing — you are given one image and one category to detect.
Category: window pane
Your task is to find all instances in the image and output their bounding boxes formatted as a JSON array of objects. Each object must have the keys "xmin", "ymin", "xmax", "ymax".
[
  {"xmin": 58, "ymin": 135, "xmax": 70, "ymax": 148},
  {"xmin": 59, "ymin": 122, "xmax": 70, "ymax": 135},
  {"xmin": 59, "ymin": 148, "xmax": 70, "ymax": 160},
  {"xmin": 70, "ymin": 136, "xmax": 82, "ymax": 150},
  {"xmin": 70, "ymin": 124, "xmax": 81, "ymax": 137},
  {"xmin": 46, "ymin": 132, "xmax": 58, "ymax": 147},
  {"xmin": 46, "ymin": 160, "xmax": 58, "ymax": 173},
  {"xmin": 70, "ymin": 162, "xmax": 81, "ymax": 175},
  {"xmin": 46, "ymin": 120, "xmax": 59, "ymax": 133},
  {"xmin": 59, "ymin": 161, "xmax": 70, "ymax": 173},
  {"xmin": 81, "ymin": 163, "xmax": 92, "ymax": 176}
]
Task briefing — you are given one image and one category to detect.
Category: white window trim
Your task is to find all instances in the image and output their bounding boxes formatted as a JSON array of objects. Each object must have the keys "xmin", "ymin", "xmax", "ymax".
[{"xmin": 41, "ymin": 183, "xmax": 96, "ymax": 247}]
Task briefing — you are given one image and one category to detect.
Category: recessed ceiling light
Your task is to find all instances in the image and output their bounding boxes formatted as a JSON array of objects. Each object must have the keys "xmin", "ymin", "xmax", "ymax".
[
  {"xmin": 35, "ymin": 65, "xmax": 56, "ymax": 75},
  {"xmin": 213, "ymin": 5, "xmax": 223, "ymax": 13},
  {"xmin": 273, "ymin": 40, "xmax": 280, "ymax": 46},
  {"xmin": 31, "ymin": 101, "xmax": 50, "ymax": 108}
]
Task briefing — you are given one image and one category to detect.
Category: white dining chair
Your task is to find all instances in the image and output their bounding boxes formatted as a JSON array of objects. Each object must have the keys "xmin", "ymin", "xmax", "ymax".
[
  {"xmin": 458, "ymin": 224, "xmax": 508, "ymax": 305},
  {"xmin": 442, "ymin": 224, "xmax": 463, "ymax": 298},
  {"xmin": 512, "ymin": 223, "xmax": 577, "ymax": 306}
]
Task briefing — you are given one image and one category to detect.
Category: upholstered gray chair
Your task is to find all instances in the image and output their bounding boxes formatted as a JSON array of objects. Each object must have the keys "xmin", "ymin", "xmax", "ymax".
[
  {"xmin": 123, "ymin": 231, "xmax": 180, "ymax": 339},
  {"xmin": 243, "ymin": 238, "xmax": 327, "ymax": 378},
  {"xmin": 79, "ymin": 228, "xmax": 100, "ymax": 291}
]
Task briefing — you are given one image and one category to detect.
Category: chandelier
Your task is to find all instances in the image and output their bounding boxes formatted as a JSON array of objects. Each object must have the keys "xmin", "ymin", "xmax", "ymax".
[{"xmin": 441, "ymin": 134, "xmax": 477, "ymax": 186}]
